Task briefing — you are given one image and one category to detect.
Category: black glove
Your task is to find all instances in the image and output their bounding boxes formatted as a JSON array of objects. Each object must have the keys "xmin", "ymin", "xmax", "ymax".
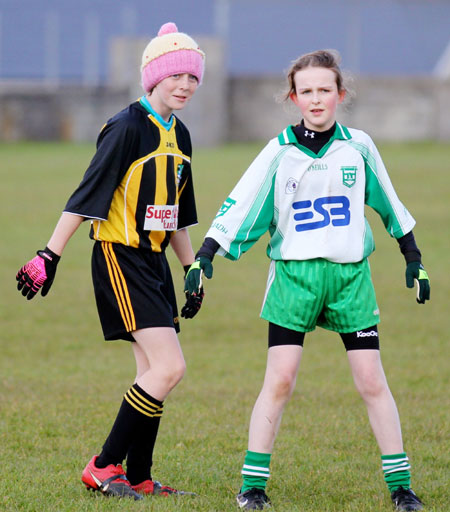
[
  {"xmin": 181, "ymin": 288, "xmax": 205, "ymax": 319},
  {"xmin": 405, "ymin": 262, "xmax": 430, "ymax": 304},
  {"xmin": 180, "ymin": 260, "xmax": 210, "ymax": 319},
  {"xmin": 16, "ymin": 247, "xmax": 60, "ymax": 300}
]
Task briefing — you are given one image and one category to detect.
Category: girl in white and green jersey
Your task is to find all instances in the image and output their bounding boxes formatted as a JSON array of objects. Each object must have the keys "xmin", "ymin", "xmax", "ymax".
[{"xmin": 184, "ymin": 49, "xmax": 429, "ymax": 511}]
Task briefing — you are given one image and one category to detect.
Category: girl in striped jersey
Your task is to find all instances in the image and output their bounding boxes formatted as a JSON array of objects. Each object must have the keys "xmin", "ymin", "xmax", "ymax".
[
  {"xmin": 185, "ymin": 50, "xmax": 429, "ymax": 511},
  {"xmin": 16, "ymin": 23, "xmax": 205, "ymax": 500}
]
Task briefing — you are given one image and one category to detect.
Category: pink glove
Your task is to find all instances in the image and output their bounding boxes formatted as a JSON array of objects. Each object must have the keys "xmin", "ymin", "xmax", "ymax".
[{"xmin": 16, "ymin": 247, "xmax": 60, "ymax": 300}]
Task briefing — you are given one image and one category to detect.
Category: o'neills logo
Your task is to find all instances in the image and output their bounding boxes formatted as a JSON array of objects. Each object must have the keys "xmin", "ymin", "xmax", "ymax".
[{"xmin": 144, "ymin": 205, "xmax": 178, "ymax": 231}]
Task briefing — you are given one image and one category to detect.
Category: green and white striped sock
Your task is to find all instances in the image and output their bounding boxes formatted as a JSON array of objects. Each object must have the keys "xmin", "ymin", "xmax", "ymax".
[
  {"xmin": 241, "ymin": 450, "xmax": 271, "ymax": 493},
  {"xmin": 381, "ymin": 452, "xmax": 411, "ymax": 492}
]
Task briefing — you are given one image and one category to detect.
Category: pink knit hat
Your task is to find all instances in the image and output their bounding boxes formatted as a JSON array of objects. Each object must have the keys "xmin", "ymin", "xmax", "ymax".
[{"xmin": 141, "ymin": 22, "xmax": 205, "ymax": 92}]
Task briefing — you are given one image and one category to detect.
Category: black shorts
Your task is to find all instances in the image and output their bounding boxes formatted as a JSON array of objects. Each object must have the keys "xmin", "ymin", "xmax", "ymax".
[
  {"xmin": 91, "ymin": 241, "xmax": 180, "ymax": 341},
  {"xmin": 268, "ymin": 323, "xmax": 379, "ymax": 351}
]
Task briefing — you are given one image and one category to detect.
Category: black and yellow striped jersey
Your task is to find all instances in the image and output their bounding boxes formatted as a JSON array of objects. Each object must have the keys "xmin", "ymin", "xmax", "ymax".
[{"xmin": 64, "ymin": 99, "xmax": 197, "ymax": 252}]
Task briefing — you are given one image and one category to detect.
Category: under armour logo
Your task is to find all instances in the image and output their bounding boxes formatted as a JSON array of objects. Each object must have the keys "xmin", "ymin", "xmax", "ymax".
[{"xmin": 304, "ymin": 130, "xmax": 315, "ymax": 138}]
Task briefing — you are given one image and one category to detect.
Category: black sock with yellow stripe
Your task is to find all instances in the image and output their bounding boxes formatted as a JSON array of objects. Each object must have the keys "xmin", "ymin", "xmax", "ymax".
[
  {"xmin": 95, "ymin": 384, "xmax": 163, "ymax": 474},
  {"xmin": 126, "ymin": 392, "xmax": 163, "ymax": 485}
]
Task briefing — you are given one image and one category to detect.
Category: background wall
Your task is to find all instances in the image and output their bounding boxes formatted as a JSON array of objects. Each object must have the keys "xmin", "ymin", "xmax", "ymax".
[
  {"xmin": 227, "ymin": 75, "xmax": 450, "ymax": 143},
  {"xmin": 0, "ymin": 0, "xmax": 449, "ymax": 145}
]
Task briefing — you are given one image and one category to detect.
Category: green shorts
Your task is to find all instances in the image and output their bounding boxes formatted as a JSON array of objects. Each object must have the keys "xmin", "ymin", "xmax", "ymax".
[{"xmin": 260, "ymin": 258, "xmax": 380, "ymax": 333}]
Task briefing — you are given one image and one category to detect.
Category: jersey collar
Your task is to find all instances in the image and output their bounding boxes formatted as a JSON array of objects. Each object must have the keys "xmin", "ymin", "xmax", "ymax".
[
  {"xmin": 278, "ymin": 122, "xmax": 352, "ymax": 158},
  {"xmin": 139, "ymin": 95, "xmax": 174, "ymax": 131}
]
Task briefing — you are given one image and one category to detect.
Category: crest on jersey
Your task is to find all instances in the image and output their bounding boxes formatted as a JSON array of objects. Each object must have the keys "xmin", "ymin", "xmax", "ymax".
[
  {"xmin": 215, "ymin": 196, "xmax": 236, "ymax": 218},
  {"xmin": 285, "ymin": 177, "xmax": 299, "ymax": 194},
  {"xmin": 341, "ymin": 166, "xmax": 357, "ymax": 188}
]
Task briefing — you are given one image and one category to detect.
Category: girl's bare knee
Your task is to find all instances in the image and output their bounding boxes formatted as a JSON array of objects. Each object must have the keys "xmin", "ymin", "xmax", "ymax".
[
  {"xmin": 172, "ymin": 360, "xmax": 187, "ymax": 385},
  {"xmin": 356, "ymin": 374, "xmax": 388, "ymax": 402},
  {"xmin": 163, "ymin": 359, "xmax": 186, "ymax": 390},
  {"xmin": 268, "ymin": 372, "xmax": 296, "ymax": 402}
]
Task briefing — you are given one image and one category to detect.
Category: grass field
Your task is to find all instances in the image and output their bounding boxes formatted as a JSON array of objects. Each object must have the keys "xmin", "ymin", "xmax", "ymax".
[{"xmin": 1, "ymin": 140, "xmax": 449, "ymax": 511}]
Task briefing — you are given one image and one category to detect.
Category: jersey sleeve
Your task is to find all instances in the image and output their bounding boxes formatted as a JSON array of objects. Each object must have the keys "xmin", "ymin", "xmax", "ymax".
[
  {"xmin": 64, "ymin": 116, "xmax": 139, "ymax": 220},
  {"xmin": 205, "ymin": 142, "xmax": 277, "ymax": 260},
  {"xmin": 362, "ymin": 135, "xmax": 416, "ymax": 238}
]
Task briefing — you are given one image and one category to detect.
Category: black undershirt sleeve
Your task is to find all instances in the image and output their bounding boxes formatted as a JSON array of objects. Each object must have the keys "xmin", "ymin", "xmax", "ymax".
[
  {"xmin": 195, "ymin": 237, "xmax": 220, "ymax": 261},
  {"xmin": 397, "ymin": 230, "xmax": 422, "ymax": 264}
]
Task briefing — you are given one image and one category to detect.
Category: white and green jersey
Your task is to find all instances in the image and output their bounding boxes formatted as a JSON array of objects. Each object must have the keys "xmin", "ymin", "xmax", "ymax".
[{"xmin": 206, "ymin": 123, "xmax": 415, "ymax": 263}]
